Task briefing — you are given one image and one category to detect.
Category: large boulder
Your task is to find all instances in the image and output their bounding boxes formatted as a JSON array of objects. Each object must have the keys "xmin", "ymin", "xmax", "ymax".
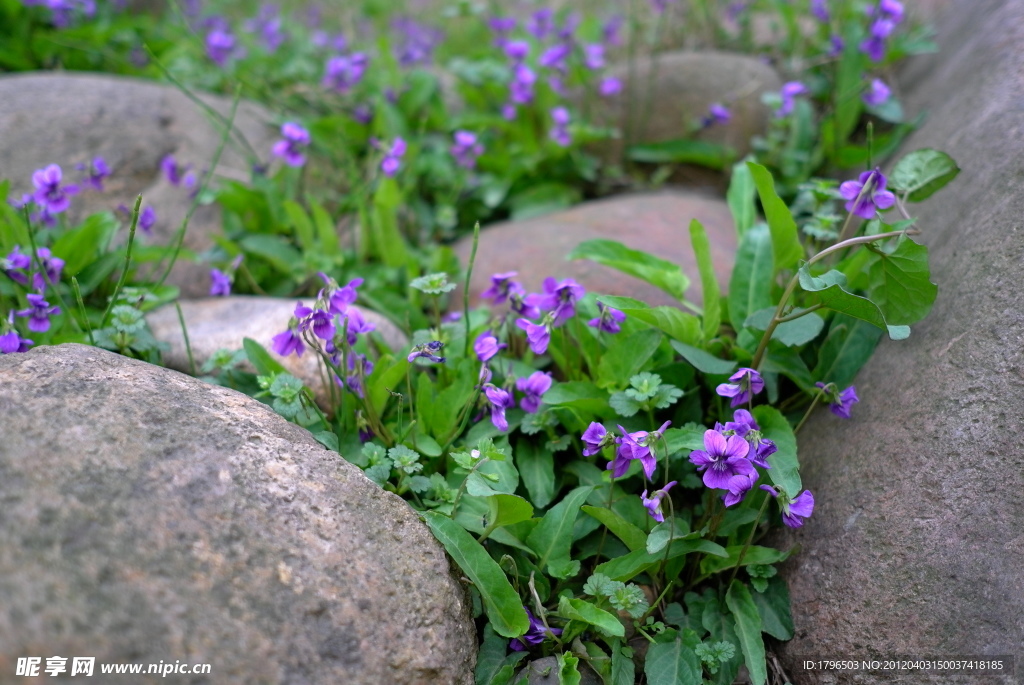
[
  {"xmin": 0, "ymin": 344, "xmax": 475, "ymax": 684},
  {"xmin": 0, "ymin": 72, "xmax": 276, "ymax": 298},
  {"xmin": 776, "ymin": 0, "xmax": 1024, "ymax": 679},
  {"xmin": 454, "ymin": 190, "xmax": 737, "ymax": 308},
  {"xmin": 146, "ymin": 296, "xmax": 408, "ymax": 410}
]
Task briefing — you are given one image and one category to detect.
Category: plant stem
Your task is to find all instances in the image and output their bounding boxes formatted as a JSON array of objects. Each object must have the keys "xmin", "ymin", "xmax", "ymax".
[
  {"xmin": 100, "ymin": 194, "xmax": 142, "ymax": 329},
  {"xmin": 727, "ymin": 492, "xmax": 772, "ymax": 587},
  {"xmin": 463, "ymin": 221, "xmax": 480, "ymax": 359},
  {"xmin": 174, "ymin": 301, "xmax": 196, "ymax": 376}
]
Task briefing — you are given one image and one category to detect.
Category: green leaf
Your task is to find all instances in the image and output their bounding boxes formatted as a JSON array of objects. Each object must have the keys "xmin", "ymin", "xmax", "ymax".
[
  {"xmin": 369, "ymin": 356, "xmax": 409, "ymax": 416},
  {"xmin": 611, "ymin": 643, "xmax": 635, "ymax": 685},
  {"xmin": 283, "ymin": 199, "xmax": 316, "ymax": 252},
  {"xmin": 669, "ymin": 341, "xmax": 737, "ymax": 375},
  {"xmin": 644, "ymin": 633, "xmax": 703, "ymax": 685},
  {"xmin": 508, "ymin": 182, "xmax": 580, "ymax": 220},
  {"xmin": 700, "ymin": 546, "xmax": 790, "ymax": 577},
  {"xmin": 728, "ymin": 224, "xmax": 774, "ymax": 330},
  {"xmin": 526, "ymin": 486, "xmax": 594, "ymax": 574},
  {"xmin": 557, "ymin": 653, "xmax": 582, "ymax": 685},
  {"xmin": 889, "ymin": 148, "xmax": 960, "ymax": 202},
  {"xmin": 663, "ymin": 426, "xmax": 708, "ymax": 455},
  {"xmin": 725, "ymin": 581, "xmax": 767, "ymax": 685},
  {"xmin": 243, "ymin": 337, "xmax": 288, "ymax": 376},
  {"xmin": 239, "ymin": 234, "xmax": 303, "ymax": 276},
  {"xmin": 867, "ymin": 235, "xmax": 937, "ymax": 326},
  {"xmin": 646, "ymin": 519, "xmax": 692, "ymax": 554},
  {"xmin": 598, "ymin": 296, "xmax": 702, "ymax": 345},
  {"xmin": 628, "ymin": 139, "xmax": 734, "ymax": 170},
  {"xmin": 544, "ymin": 381, "xmax": 612, "ymax": 417},
  {"xmin": 475, "ymin": 624, "xmax": 514, "ymax": 685},
  {"xmin": 488, "ymin": 494, "xmax": 535, "ymax": 529},
  {"xmin": 812, "ymin": 316, "xmax": 883, "ymax": 388},
  {"xmin": 569, "ymin": 238, "xmax": 689, "ymax": 301},
  {"xmin": 798, "ymin": 265, "xmax": 910, "ymax": 340},
  {"xmin": 424, "ymin": 512, "xmax": 529, "ymax": 638},
  {"xmin": 598, "ymin": 328, "xmax": 663, "ymax": 388},
  {"xmin": 751, "ymin": 406, "xmax": 800, "ymax": 495},
  {"xmin": 558, "ymin": 596, "xmax": 626, "ymax": 637},
  {"xmin": 516, "ymin": 440, "xmax": 556, "ymax": 509},
  {"xmin": 747, "ymin": 163, "xmax": 804, "ymax": 274},
  {"xmin": 596, "ymin": 540, "xmax": 726, "ymax": 582},
  {"xmin": 743, "ymin": 307, "xmax": 825, "ymax": 347},
  {"xmin": 372, "ymin": 176, "xmax": 411, "ymax": 268},
  {"xmin": 50, "ymin": 211, "xmax": 119, "ymax": 277},
  {"xmin": 581, "ymin": 505, "xmax": 647, "ymax": 552},
  {"xmin": 689, "ymin": 219, "xmax": 722, "ymax": 343},
  {"xmin": 308, "ymin": 198, "xmax": 340, "ymax": 255},
  {"xmin": 751, "ymin": 575, "xmax": 794, "ymax": 640},
  {"xmin": 726, "ymin": 159, "xmax": 756, "ymax": 239}
]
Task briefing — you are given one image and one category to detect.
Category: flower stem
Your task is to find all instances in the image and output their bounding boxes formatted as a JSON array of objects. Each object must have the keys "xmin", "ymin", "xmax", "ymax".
[
  {"xmin": 463, "ymin": 222, "xmax": 480, "ymax": 359},
  {"xmin": 727, "ymin": 491, "xmax": 772, "ymax": 587}
]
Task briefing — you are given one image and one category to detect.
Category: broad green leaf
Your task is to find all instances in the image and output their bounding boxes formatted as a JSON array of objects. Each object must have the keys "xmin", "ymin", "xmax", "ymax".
[
  {"xmin": 628, "ymin": 139, "xmax": 734, "ymax": 170},
  {"xmin": 812, "ymin": 316, "xmax": 883, "ymax": 388},
  {"xmin": 663, "ymin": 426, "xmax": 708, "ymax": 455},
  {"xmin": 243, "ymin": 337, "xmax": 288, "ymax": 375},
  {"xmin": 725, "ymin": 581, "xmax": 767, "ymax": 685},
  {"xmin": 544, "ymin": 381, "xmax": 612, "ymax": 417},
  {"xmin": 475, "ymin": 624, "xmax": 511, "ymax": 685},
  {"xmin": 372, "ymin": 176, "xmax": 410, "ymax": 267},
  {"xmin": 728, "ymin": 224, "xmax": 774, "ymax": 330},
  {"xmin": 50, "ymin": 211, "xmax": 119, "ymax": 278},
  {"xmin": 516, "ymin": 440, "xmax": 556, "ymax": 509},
  {"xmin": 526, "ymin": 486, "xmax": 594, "ymax": 574},
  {"xmin": 611, "ymin": 642, "xmax": 635, "ymax": 685},
  {"xmin": 700, "ymin": 593, "xmax": 743, "ymax": 685},
  {"xmin": 644, "ymin": 632, "xmax": 702, "ymax": 685},
  {"xmin": 581, "ymin": 505, "xmax": 647, "ymax": 552},
  {"xmin": 466, "ymin": 471, "xmax": 501, "ymax": 497},
  {"xmin": 646, "ymin": 519, "xmax": 692, "ymax": 554},
  {"xmin": 798, "ymin": 265, "xmax": 910, "ymax": 340},
  {"xmin": 726, "ymin": 159, "xmax": 757, "ymax": 239},
  {"xmin": 700, "ymin": 546, "xmax": 790, "ymax": 577},
  {"xmin": 867, "ymin": 235, "xmax": 937, "ymax": 325},
  {"xmin": 751, "ymin": 406, "xmax": 800, "ymax": 495},
  {"xmin": 569, "ymin": 238, "xmax": 689, "ymax": 301},
  {"xmin": 308, "ymin": 198, "xmax": 340, "ymax": 254},
  {"xmin": 669, "ymin": 341, "xmax": 737, "ymax": 375},
  {"xmin": 744, "ymin": 307, "xmax": 825, "ymax": 347},
  {"xmin": 889, "ymin": 148, "xmax": 960, "ymax": 202},
  {"xmin": 283, "ymin": 199, "xmax": 316, "ymax": 252},
  {"xmin": 557, "ymin": 653, "xmax": 582, "ymax": 685},
  {"xmin": 689, "ymin": 219, "xmax": 722, "ymax": 343},
  {"xmin": 751, "ymin": 575, "xmax": 794, "ymax": 640},
  {"xmin": 598, "ymin": 328, "xmax": 663, "ymax": 388},
  {"xmin": 424, "ymin": 512, "xmax": 529, "ymax": 638},
  {"xmin": 488, "ymin": 494, "xmax": 535, "ymax": 528},
  {"xmin": 558, "ymin": 596, "xmax": 625, "ymax": 637},
  {"xmin": 369, "ymin": 355, "xmax": 409, "ymax": 416},
  {"xmin": 747, "ymin": 163, "xmax": 804, "ymax": 274},
  {"xmin": 596, "ymin": 539, "xmax": 726, "ymax": 582},
  {"xmin": 598, "ymin": 296, "xmax": 703, "ymax": 345},
  {"xmin": 760, "ymin": 344, "xmax": 816, "ymax": 393},
  {"xmin": 412, "ymin": 433, "xmax": 442, "ymax": 457},
  {"xmin": 508, "ymin": 182, "xmax": 580, "ymax": 220},
  {"xmin": 239, "ymin": 234, "xmax": 303, "ymax": 276}
]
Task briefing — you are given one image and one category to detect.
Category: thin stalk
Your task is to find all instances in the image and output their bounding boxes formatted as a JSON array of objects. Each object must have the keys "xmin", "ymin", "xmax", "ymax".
[
  {"xmin": 794, "ymin": 388, "xmax": 825, "ymax": 435},
  {"xmin": 100, "ymin": 194, "xmax": 142, "ymax": 329},
  {"xmin": 24, "ymin": 209, "xmax": 80, "ymax": 335},
  {"xmin": 463, "ymin": 222, "xmax": 480, "ymax": 359},
  {"xmin": 727, "ymin": 492, "xmax": 772, "ymax": 587},
  {"xmin": 70, "ymin": 277, "xmax": 94, "ymax": 345},
  {"xmin": 174, "ymin": 301, "xmax": 196, "ymax": 376}
]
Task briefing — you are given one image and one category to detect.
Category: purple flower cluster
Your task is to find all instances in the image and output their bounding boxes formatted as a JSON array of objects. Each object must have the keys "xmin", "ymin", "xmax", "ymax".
[
  {"xmin": 380, "ymin": 138, "xmax": 406, "ymax": 177},
  {"xmin": 860, "ymin": 0, "xmax": 904, "ymax": 62},
  {"xmin": 838, "ymin": 168, "xmax": 895, "ymax": 219},
  {"xmin": 587, "ymin": 302, "xmax": 626, "ymax": 334},
  {"xmin": 584, "ymin": 420, "xmax": 671, "ymax": 481},
  {"xmin": 21, "ymin": 0, "xmax": 96, "ymax": 28},
  {"xmin": 512, "ymin": 277, "xmax": 585, "ymax": 355},
  {"xmin": 161, "ymin": 155, "xmax": 197, "ymax": 190},
  {"xmin": 1, "ymin": 242, "xmax": 66, "ymax": 352},
  {"xmin": 716, "ymin": 367, "xmax": 764, "ymax": 407},
  {"xmin": 700, "ymin": 103, "xmax": 731, "ymax": 128},
  {"xmin": 775, "ymin": 81, "xmax": 807, "ymax": 118},
  {"xmin": 272, "ymin": 122, "xmax": 311, "ymax": 167},
  {"xmin": 816, "ymin": 382, "xmax": 859, "ymax": 418},
  {"xmin": 243, "ymin": 3, "xmax": 287, "ymax": 53},
  {"xmin": 322, "ymin": 52, "xmax": 369, "ymax": 94},
  {"xmin": 450, "ymin": 131, "xmax": 484, "ymax": 170},
  {"xmin": 204, "ymin": 17, "xmax": 242, "ymax": 67},
  {"xmin": 392, "ymin": 17, "xmax": 444, "ymax": 67},
  {"xmin": 549, "ymin": 107, "xmax": 571, "ymax": 147}
]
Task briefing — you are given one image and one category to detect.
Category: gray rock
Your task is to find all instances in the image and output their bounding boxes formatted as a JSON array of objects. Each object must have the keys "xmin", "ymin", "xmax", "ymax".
[
  {"xmin": 0, "ymin": 343, "xmax": 475, "ymax": 684},
  {"xmin": 453, "ymin": 190, "xmax": 737, "ymax": 309},
  {"xmin": 146, "ymin": 297, "xmax": 408, "ymax": 410},
  {"xmin": 775, "ymin": 1, "xmax": 1024, "ymax": 682},
  {"xmin": 514, "ymin": 656, "xmax": 602, "ymax": 685},
  {"xmin": 0, "ymin": 72, "xmax": 276, "ymax": 298}
]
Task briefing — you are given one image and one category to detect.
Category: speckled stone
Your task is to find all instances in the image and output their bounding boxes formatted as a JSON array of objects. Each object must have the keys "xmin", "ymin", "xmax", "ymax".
[
  {"xmin": 453, "ymin": 190, "xmax": 737, "ymax": 309},
  {"xmin": 146, "ymin": 296, "xmax": 408, "ymax": 410},
  {"xmin": 0, "ymin": 344, "xmax": 475, "ymax": 685}
]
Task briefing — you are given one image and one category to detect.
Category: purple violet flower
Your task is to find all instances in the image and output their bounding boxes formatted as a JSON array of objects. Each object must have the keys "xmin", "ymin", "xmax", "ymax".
[
  {"xmin": 816, "ymin": 382, "xmax": 860, "ymax": 418},
  {"xmin": 340, "ymin": 307, "xmax": 376, "ymax": 345},
  {"xmin": 407, "ymin": 341, "xmax": 447, "ymax": 364},
  {"xmin": 30, "ymin": 247, "xmax": 64, "ymax": 291},
  {"xmin": 810, "ymin": 0, "xmax": 829, "ymax": 22},
  {"xmin": 581, "ymin": 422, "xmax": 610, "ymax": 456},
  {"xmin": 205, "ymin": 26, "xmax": 239, "ymax": 67},
  {"xmin": 1, "ymin": 246, "xmax": 31, "ymax": 286},
  {"xmin": 588, "ymin": 302, "xmax": 626, "ymax": 333},
  {"xmin": 450, "ymin": 130, "xmax": 484, "ymax": 170},
  {"xmin": 603, "ymin": 15, "xmax": 624, "ymax": 45},
  {"xmin": 723, "ymin": 472, "xmax": 757, "ymax": 507},
  {"xmin": 209, "ymin": 268, "xmax": 232, "ymax": 296},
  {"xmin": 862, "ymin": 78, "xmax": 891, "ymax": 107},
  {"xmin": 270, "ymin": 304, "xmax": 307, "ymax": 357},
  {"xmin": 760, "ymin": 486, "xmax": 815, "ymax": 528},
  {"xmin": 716, "ymin": 367, "xmax": 764, "ymax": 407},
  {"xmin": 608, "ymin": 421, "xmax": 671, "ymax": 480},
  {"xmin": 474, "ymin": 330, "xmax": 506, "ymax": 362},
  {"xmin": 598, "ymin": 76, "xmax": 622, "ymax": 97},
  {"xmin": 509, "ymin": 608, "xmax": 562, "ymax": 651},
  {"xmin": 319, "ymin": 275, "xmax": 363, "ymax": 315},
  {"xmin": 509, "ymin": 63, "xmax": 537, "ymax": 105},
  {"xmin": 244, "ymin": 4, "xmax": 287, "ymax": 53},
  {"xmin": 0, "ymin": 328, "xmax": 32, "ymax": 354},
  {"xmin": 689, "ymin": 429, "xmax": 756, "ymax": 490},
  {"xmin": 828, "ymin": 34, "xmax": 845, "ymax": 57},
  {"xmin": 138, "ymin": 205, "xmax": 156, "ymax": 234},
  {"xmin": 380, "ymin": 137, "xmax": 406, "ymax": 177},
  {"xmin": 484, "ymin": 385, "xmax": 515, "ymax": 431},
  {"xmin": 323, "ymin": 53, "xmax": 369, "ymax": 93},
  {"xmin": 524, "ymin": 277, "xmax": 585, "ymax": 326},
  {"xmin": 526, "ymin": 8, "xmax": 554, "ymax": 39},
  {"xmin": 161, "ymin": 155, "xmax": 195, "ymax": 188},
  {"xmin": 860, "ymin": 18, "xmax": 894, "ymax": 62},
  {"xmin": 392, "ymin": 17, "xmax": 443, "ymax": 67},
  {"xmin": 539, "ymin": 43, "xmax": 571, "ymax": 72},
  {"xmin": 16, "ymin": 293, "xmax": 60, "ymax": 333},
  {"xmin": 702, "ymin": 103, "xmax": 731, "ymax": 128},
  {"xmin": 31, "ymin": 164, "xmax": 78, "ymax": 215},
  {"xmin": 642, "ymin": 481, "xmax": 677, "ymax": 523},
  {"xmin": 481, "ymin": 271, "xmax": 524, "ymax": 305},
  {"xmin": 516, "ymin": 371, "xmax": 552, "ymax": 413},
  {"xmin": 775, "ymin": 81, "xmax": 807, "ymax": 118},
  {"xmin": 516, "ymin": 317, "xmax": 551, "ymax": 354},
  {"xmin": 583, "ymin": 43, "xmax": 605, "ymax": 70},
  {"xmin": 549, "ymin": 106, "xmax": 572, "ymax": 147},
  {"xmin": 76, "ymin": 156, "xmax": 110, "ymax": 192},
  {"xmin": 838, "ymin": 168, "xmax": 896, "ymax": 219},
  {"xmin": 272, "ymin": 122, "xmax": 311, "ymax": 167}
]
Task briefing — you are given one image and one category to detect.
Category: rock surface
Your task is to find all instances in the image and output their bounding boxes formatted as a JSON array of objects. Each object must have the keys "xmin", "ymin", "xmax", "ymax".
[
  {"xmin": 454, "ymin": 190, "xmax": 737, "ymax": 308},
  {"xmin": 0, "ymin": 344, "xmax": 474, "ymax": 684},
  {"xmin": 775, "ymin": 1, "xmax": 1024, "ymax": 681},
  {"xmin": 0, "ymin": 72, "xmax": 275, "ymax": 298},
  {"xmin": 146, "ymin": 297, "xmax": 407, "ymax": 409}
]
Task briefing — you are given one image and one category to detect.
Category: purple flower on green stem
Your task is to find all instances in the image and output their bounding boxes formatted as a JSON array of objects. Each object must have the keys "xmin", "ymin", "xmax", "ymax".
[
  {"xmin": 244, "ymin": 4, "xmax": 287, "ymax": 53},
  {"xmin": 323, "ymin": 52, "xmax": 369, "ymax": 93},
  {"xmin": 516, "ymin": 317, "xmax": 551, "ymax": 355},
  {"xmin": 380, "ymin": 137, "xmax": 406, "ymax": 177},
  {"xmin": 716, "ymin": 367, "xmax": 764, "ymax": 407},
  {"xmin": 509, "ymin": 292, "xmax": 541, "ymax": 320},
  {"xmin": 581, "ymin": 422, "xmax": 609, "ymax": 456},
  {"xmin": 509, "ymin": 64, "xmax": 537, "ymax": 105},
  {"xmin": 340, "ymin": 307, "xmax": 376, "ymax": 345},
  {"xmin": 775, "ymin": 81, "xmax": 807, "ymax": 117},
  {"xmin": 642, "ymin": 481, "xmax": 677, "ymax": 523},
  {"xmin": 549, "ymin": 107, "xmax": 572, "ymax": 147},
  {"xmin": 1, "ymin": 247, "xmax": 31, "ymax": 286},
  {"xmin": 31, "ymin": 247, "xmax": 64, "ymax": 291},
  {"xmin": 138, "ymin": 205, "xmax": 156, "ymax": 234},
  {"xmin": 598, "ymin": 76, "xmax": 622, "ymax": 97},
  {"xmin": 810, "ymin": 0, "xmax": 829, "ymax": 22},
  {"xmin": 525, "ymin": 277, "xmax": 585, "ymax": 326},
  {"xmin": 161, "ymin": 155, "xmax": 195, "ymax": 189},
  {"xmin": 272, "ymin": 122, "xmax": 311, "ymax": 167},
  {"xmin": 828, "ymin": 34, "xmax": 844, "ymax": 57},
  {"xmin": 689, "ymin": 429, "xmax": 755, "ymax": 489},
  {"xmin": 32, "ymin": 164, "xmax": 78, "ymax": 215},
  {"xmin": 209, "ymin": 268, "xmax": 232, "ymax": 296},
  {"xmin": 205, "ymin": 26, "xmax": 239, "ymax": 67},
  {"xmin": 839, "ymin": 168, "xmax": 895, "ymax": 219},
  {"xmin": 503, "ymin": 39, "xmax": 529, "ymax": 64},
  {"xmin": 474, "ymin": 330, "xmax": 506, "ymax": 362},
  {"xmin": 516, "ymin": 371, "xmax": 552, "ymax": 413},
  {"xmin": 481, "ymin": 271, "xmax": 524, "ymax": 305},
  {"xmin": 760, "ymin": 486, "xmax": 815, "ymax": 528},
  {"xmin": 392, "ymin": 17, "xmax": 443, "ymax": 67},
  {"xmin": 271, "ymin": 304, "xmax": 307, "ymax": 357},
  {"xmin": 408, "ymin": 340, "xmax": 446, "ymax": 364},
  {"xmin": 862, "ymin": 78, "xmax": 891, "ymax": 107},
  {"xmin": 588, "ymin": 302, "xmax": 625, "ymax": 333},
  {"xmin": 509, "ymin": 608, "xmax": 562, "ymax": 651},
  {"xmin": 860, "ymin": 18, "xmax": 894, "ymax": 62},
  {"xmin": 718, "ymin": 409, "xmax": 775, "ymax": 469},
  {"xmin": 484, "ymin": 385, "xmax": 515, "ymax": 431},
  {"xmin": 816, "ymin": 382, "xmax": 859, "ymax": 418},
  {"xmin": 0, "ymin": 328, "xmax": 32, "ymax": 353},
  {"xmin": 702, "ymin": 103, "xmax": 731, "ymax": 128},
  {"xmin": 76, "ymin": 156, "xmax": 110, "ymax": 191},
  {"xmin": 319, "ymin": 275, "xmax": 363, "ymax": 315},
  {"xmin": 723, "ymin": 472, "xmax": 757, "ymax": 507},
  {"xmin": 583, "ymin": 43, "xmax": 605, "ymax": 70},
  {"xmin": 17, "ymin": 293, "xmax": 60, "ymax": 333},
  {"xmin": 539, "ymin": 43, "xmax": 571, "ymax": 72},
  {"xmin": 450, "ymin": 130, "xmax": 484, "ymax": 170},
  {"xmin": 526, "ymin": 8, "xmax": 554, "ymax": 39},
  {"xmin": 609, "ymin": 421, "xmax": 671, "ymax": 480},
  {"xmin": 870, "ymin": 0, "xmax": 904, "ymax": 23}
]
